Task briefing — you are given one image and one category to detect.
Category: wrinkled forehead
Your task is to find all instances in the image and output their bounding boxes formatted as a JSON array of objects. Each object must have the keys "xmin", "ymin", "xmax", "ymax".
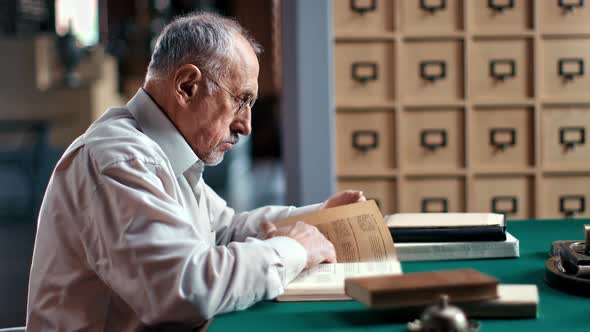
[{"xmin": 226, "ymin": 34, "xmax": 259, "ymax": 93}]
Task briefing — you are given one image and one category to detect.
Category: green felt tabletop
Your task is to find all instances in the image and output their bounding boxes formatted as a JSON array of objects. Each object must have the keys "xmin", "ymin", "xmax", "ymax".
[{"xmin": 210, "ymin": 219, "xmax": 590, "ymax": 331}]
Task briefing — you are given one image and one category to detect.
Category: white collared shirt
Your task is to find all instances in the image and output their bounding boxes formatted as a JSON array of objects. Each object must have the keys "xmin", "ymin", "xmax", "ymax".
[{"xmin": 26, "ymin": 89, "xmax": 313, "ymax": 331}]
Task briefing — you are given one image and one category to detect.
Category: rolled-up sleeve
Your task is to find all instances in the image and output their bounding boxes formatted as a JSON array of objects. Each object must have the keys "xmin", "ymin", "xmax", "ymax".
[{"xmin": 81, "ymin": 158, "xmax": 306, "ymax": 326}]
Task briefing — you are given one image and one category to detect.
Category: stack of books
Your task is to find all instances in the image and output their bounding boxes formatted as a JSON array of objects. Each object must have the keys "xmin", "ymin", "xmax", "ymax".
[{"xmin": 386, "ymin": 213, "xmax": 519, "ymax": 262}]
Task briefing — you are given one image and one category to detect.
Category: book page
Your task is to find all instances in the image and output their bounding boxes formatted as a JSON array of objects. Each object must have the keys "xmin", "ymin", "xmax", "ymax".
[
  {"xmin": 283, "ymin": 260, "xmax": 402, "ymax": 294},
  {"xmin": 274, "ymin": 200, "xmax": 396, "ymax": 262}
]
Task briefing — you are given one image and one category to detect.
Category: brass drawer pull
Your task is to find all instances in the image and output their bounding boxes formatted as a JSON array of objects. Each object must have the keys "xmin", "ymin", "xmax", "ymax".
[
  {"xmin": 560, "ymin": 195, "xmax": 586, "ymax": 218},
  {"xmin": 492, "ymin": 196, "xmax": 518, "ymax": 215},
  {"xmin": 421, "ymin": 129, "xmax": 447, "ymax": 150},
  {"xmin": 490, "ymin": 128, "xmax": 516, "ymax": 150},
  {"xmin": 420, "ymin": 61, "xmax": 447, "ymax": 82},
  {"xmin": 488, "ymin": 0, "xmax": 514, "ymax": 12},
  {"xmin": 559, "ymin": 58, "xmax": 584, "ymax": 80},
  {"xmin": 421, "ymin": 197, "xmax": 448, "ymax": 213},
  {"xmin": 350, "ymin": 0, "xmax": 377, "ymax": 14},
  {"xmin": 420, "ymin": 0, "xmax": 446, "ymax": 13},
  {"xmin": 490, "ymin": 59, "xmax": 516, "ymax": 80},
  {"xmin": 559, "ymin": 0, "xmax": 584, "ymax": 11},
  {"xmin": 352, "ymin": 130, "xmax": 379, "ymax": 152},
  {"xmin": 351, "ymin": 62, "xmax": 379, "ymax": 83},
  {"xmin": 559, "ymin": 127, "xmax": 585, "ymax": 148}
]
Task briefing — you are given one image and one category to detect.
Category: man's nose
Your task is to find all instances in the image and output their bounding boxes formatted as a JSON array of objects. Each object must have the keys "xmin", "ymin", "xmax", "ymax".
[{"xmin": 231, "ymin": 108, "xmax": 252, "ymax": 136}]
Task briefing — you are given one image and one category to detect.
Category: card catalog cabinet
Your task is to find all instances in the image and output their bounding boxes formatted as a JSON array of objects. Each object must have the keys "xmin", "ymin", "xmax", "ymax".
[{"xmin": 332, "ymin": 0, "xmax": 590, "ymax": 219}]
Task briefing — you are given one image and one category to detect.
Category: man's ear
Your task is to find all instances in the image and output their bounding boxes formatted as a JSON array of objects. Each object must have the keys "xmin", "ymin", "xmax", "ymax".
[{"xmin": 174, "ymin": 64, "xmax": 202, "ymax": 106}]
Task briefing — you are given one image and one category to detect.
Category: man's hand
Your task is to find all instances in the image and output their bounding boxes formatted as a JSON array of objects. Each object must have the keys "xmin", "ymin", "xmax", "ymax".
[
  {"xmin": 260, "ymin": 221, "xmax": 337, "ymax": 269},
  {"xmin": 320, "ymin": 190, "xmax": 366, "ymax": 209}
]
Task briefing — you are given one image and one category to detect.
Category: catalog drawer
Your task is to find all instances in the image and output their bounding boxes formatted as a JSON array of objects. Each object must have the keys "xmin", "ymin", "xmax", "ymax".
[
  {"xmin": 333, "ymin": 0, "xmax": 395, "ymax": 34},
  {"xmin": 402, "ymin": 108, "xmax": 464, "ymax": 169},
  {"xmin": 335, "ymin": 111, "xmax": 396, "ymax": 174},
  {"xmin": 539, "ymin": 0, "xmax": 590, "ymax": 32},
  {"xmin": 471, "ymin": 107, "xmax": 533, "ymax": 168},
  {"xmin": 402, "ymin": 176, "xmax": 466, "ymax": 213},
  {"xmin": 541, "ymin": 175, "xmax": 590, "ymax": 219},
  {"xmin": 400, "ymin": 0, "xmax": 463, "ymax": 33},
  {"xmin": 334, "ymin": 42, "xmax": 396, "ymax": 105},
  {"xmin": 470, "ymin": 0, "xmax": 532, "ymax": 33},
  {"xmin": 402, "ymin": 40, "xmax": 464, "ymax": 102},
  {"xmin": 541, "ymin": 38, "xmax": 590, "ymax": 100},
  {"xmin": 471, "ymin": 176, "xmax": 534, "ymax": 219},
  {"xmin": 338, "ymin": 178, "xmax": 397, "ymax": 214},
  {"xmin": 470, "ymin": 39, "xmax": 533, "ymax": 102},
  {"xmin": 541, "ymin": 107, "xmax": 590, "ymax": 167}
]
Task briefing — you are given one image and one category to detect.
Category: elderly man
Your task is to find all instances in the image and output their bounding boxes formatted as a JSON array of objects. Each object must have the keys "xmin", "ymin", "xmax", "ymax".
[{"xmin": 26, "ymin": 12, "xmax": 364, "ymax": 331}]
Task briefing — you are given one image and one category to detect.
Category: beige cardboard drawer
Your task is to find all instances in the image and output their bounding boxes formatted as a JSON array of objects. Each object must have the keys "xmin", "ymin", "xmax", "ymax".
[
  {"xmin": 334, "ymin": 42, "xmax": 395, "ymax": 105},
  {"xmin": 402, "ymin": 176, "xmax": 466, "ymax": 213},
  {"xmin": 333, "ymin": 0, "xmax": 395, "ymax": 34},
  {"xmin": 471, "ymin": 107, "xmax": 533, "ymax": 168},
  {"xmin": 541, "ymin": 39, "xmax": 590, "ymax": 100},
  {"xmin": 539, "ymin": 0, "xmax": 590, "ymax": 33},
  {"xmin": 470, "ymin": 39, "xmax": 533, "ymax": 102},
  {"xmin": 470, "ymin": 0, "xmax": 532, "ymax": 33},
  {"xmin": 541, "ymin": 175, "xmax": 590, "ymax": 219},
  {"xmin": 402, "ymin": 41, "xmax": 464, "ymax": 102},
  {"xmin": 402, "ymin": 108, "xmax": 464, "ymax": 169},
  {"xmin": 541, "ymin": 107, "xmax": 590, "ymax": 167},
  {"xmin": 338, "ymin": 178, "xmax": 397, "ymax": 214},
  {"xmin": 335, "ymin": 111, "xmax": 396, "ymax": 174},
  {"xmin": 471, "ymin": 176, "xmax": 534, "ymax": 219},
  {"xmin": 400, "ymin": 0, "xmax": 463, "ymax": 33}
]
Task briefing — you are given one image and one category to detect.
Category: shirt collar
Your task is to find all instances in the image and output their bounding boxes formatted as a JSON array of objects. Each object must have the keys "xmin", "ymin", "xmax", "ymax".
[{"xmin": 127, "ymin": 88, "xmax": 203, "ymax": 177}]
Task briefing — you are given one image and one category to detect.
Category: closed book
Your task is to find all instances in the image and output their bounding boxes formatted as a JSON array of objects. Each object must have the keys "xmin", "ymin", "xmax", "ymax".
[
  {"xmin": 390, "ymin": 225, "xmax": 506, "ymax": 243},
  {"xmin": 345, "ymin": 269, "xmax": 499, "ymax": 308},
  {"xmin": 395, "ymin": 232, "xmax": 519, "ymax": 262},
  {"xmin": 384, "ymin": 285, "xmax": 538, "ymax": 319}
]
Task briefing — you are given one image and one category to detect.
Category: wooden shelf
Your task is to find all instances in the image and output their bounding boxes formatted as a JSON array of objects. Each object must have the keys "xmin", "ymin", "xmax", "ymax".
[
  {"xmin": 472, "ymin": 168, "xmax": 536, "ymax": 176},
  {"xmin": 337, "ymin": 170, "xmax": 398, "ymax": 178},
  {"xmin": 403, "ymin": 33, "xmax": 465, "ymax": 40},
  {"xmin": 334, "ymin": 32, "xmax": 396, "ymax": 42},
  {"xmin": 471, "ymin": 31, "xmax": 535, "ymax": 39},
  {"xmin": 472, "ymin": 99, "xmax": 535, "ymax": 108},
  {"xmin": 402, "ymin": 100, "xmax": 465, "ymax": 109},
  {"xmin": 403, "ymin": 169, "xmax": 467, "ymax": 177},
  {"xmin": 541, "ymin": 99, "xmax": 590, "ymax": 106},
  {"xmin": 542, "ymin": 167, "xmax": 590, "ymax": 175},
  {"xmin": 335, "ymin": 101, "xmax": 395, "ymax": 110}
]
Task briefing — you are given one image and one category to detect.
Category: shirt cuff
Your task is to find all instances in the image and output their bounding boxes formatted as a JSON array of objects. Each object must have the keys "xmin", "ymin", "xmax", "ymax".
[
  {"xmin": 287, "ymin": 203, "xmax": 322, "ymax": 218},
  {"xmin": 264, "ymin": 236, "xmax": 307, "ymax": 284}
]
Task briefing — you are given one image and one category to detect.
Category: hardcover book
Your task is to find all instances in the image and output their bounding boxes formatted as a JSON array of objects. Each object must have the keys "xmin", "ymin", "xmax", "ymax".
[{"xmin": 274, "ymin": 200, "xmax": 402, "ymax": 302}]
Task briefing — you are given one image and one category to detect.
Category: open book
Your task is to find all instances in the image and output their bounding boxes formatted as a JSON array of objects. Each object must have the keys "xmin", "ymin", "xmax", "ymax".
[{"xmin": 274, "ymin": 200, "xmax": 402, "ymax": 301}]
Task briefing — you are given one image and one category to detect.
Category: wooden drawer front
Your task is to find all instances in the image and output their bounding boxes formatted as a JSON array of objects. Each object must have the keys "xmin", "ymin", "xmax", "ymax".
[
  {"xmin": 402, "ymin": 41, "xmax": 464, "ymax": 102},
  {"xmin": 400, "ymin": 0, "xmax": 463, "ymax": 33},
  {"xmin": 470, "ymin": 39, "xmax": 532, "ymax": 102},
  {"xmin": 471, "ymin": 0, "xmax": 532, "ymax": 33},
  {"xmin": 336, "ymin": 112, "xmax": 396, "ymax": 173},
  {"xmin": 334, "ymin": 42, "xmax": 395, "ymax": 105},
  {"xmin": 472, "ymin": 108, "xmax": 533, "ymax": 168},
  {"xmin": 542, "ymin": 176, "xmax": 590, "ymax": 219},
  {"xmin": 471, "ymin": 176, "xmax": 533, "ymax": 219},
  {"xmin": 402, "ymin": 177, "xmax": 465, "ymax": 213},
  {"xmin": 333, "ymin": 0, "xmax": 395, "ymax": 34},
  {"xmin": 541, "ymin": 107, "xmax": 590, "ymax": 167},
  {"xmin": 338, "ymin": 178, "xmax": 397, "ymax": 214},
  {"xmin": 542, "ymin": 39, "xmax": 590, "ymax": 100},
  {"xmin": 539, "ymin": 0, "xmax": 590, "ymax": 32},
  {"xmin": 403, "ymin": 109, "xmax": 464, "ymax": 169}
]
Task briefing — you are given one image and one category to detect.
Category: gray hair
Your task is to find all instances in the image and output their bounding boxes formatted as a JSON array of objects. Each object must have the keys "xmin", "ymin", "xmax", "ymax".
[{"xmin": 145, "ymin": 12, "xmax": 262, "ymax": 94}]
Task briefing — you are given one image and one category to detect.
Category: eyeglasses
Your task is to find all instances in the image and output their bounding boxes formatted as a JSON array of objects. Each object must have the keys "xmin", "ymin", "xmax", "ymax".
[{"xmin": 201, "ymin": 70, "xmax": 256, "ymax": 114}]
